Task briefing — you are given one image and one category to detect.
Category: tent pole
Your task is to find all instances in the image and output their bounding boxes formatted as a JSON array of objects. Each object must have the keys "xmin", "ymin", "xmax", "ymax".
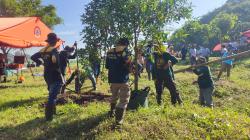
[{"xmin": 22, "ymin": 49, "xmax": 35, "ymax": 79}]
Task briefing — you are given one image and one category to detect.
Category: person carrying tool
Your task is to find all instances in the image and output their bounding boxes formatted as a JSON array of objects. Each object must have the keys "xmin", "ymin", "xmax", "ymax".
[
  {"xmin": 59, "ymin": 43, "xmax": 77, "ymax": 94},
  {"xmin": 106, "ymin": 38, "xmax": 132, "ymax": 129},
  {"xmin": 59, "ymin": 43, "xmax": 77, "ymax": 76},
  {"xmin": 152, "ymin": 43, "xmax": 183, "ymax": 106},
  {"xmin": 31, "ymin": 33, "xmax": 64, "ymax": 121},
  {"xmin": 217, "ymin": 49, "xmax": 234, "ymax": 80},
  {"xmin": 192, "ymin": 57, "xmax": 214, "ymax": 108}
]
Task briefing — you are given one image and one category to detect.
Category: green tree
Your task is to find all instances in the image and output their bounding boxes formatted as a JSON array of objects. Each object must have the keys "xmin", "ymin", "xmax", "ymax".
[
  {"xmin": 81, "ymin": 0, "xmax": 192, "ymax": 90},
  {"xmin": 210, "ymin": 13, "xmax": 238, "ymax": 41},
  {"xmin": 170, "ymin": 20, "xmax": 221, "ymax": 50}
]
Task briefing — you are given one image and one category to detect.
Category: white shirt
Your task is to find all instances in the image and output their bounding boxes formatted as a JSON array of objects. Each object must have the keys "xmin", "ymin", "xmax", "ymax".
[{"xmin": 189, "ymin": 48, "xmax": 196, "ymax": 57}]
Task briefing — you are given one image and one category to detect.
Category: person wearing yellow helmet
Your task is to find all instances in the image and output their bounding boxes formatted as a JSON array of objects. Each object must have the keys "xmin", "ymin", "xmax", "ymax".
[{"xmin": 152, "ymin": 42, "xmax": 183, "ymax": 106}]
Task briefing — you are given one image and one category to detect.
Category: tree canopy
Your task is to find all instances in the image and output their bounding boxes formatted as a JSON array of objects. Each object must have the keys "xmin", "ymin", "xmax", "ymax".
[
  {"xmin": 170, "ymin": 0, "xmax": 250, "ymax": 50},
  {"xmin": 81, "ymin": 0, "xmax": 192, "ymax": 89},
  {"xmin": 0, "ymin": 0, "xmax": 62, "ymax": 55},
  {"xmin": 0, "ymin": 0, "xmax": 62, "ymax": 28}
]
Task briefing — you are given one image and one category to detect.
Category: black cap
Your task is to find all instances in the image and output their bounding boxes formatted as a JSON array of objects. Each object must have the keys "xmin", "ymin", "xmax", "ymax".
[
  {"xmin": 46, "ymin": 33, "xmax": 58, "ymax": 46},
  {"xmin": 117, "ymin": 38, "xmax": 129, "ymax": 46}
]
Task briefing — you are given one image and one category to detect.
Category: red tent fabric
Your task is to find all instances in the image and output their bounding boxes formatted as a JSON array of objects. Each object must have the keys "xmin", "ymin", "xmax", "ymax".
[
  {"xmin": 242, "ymin": 30, "xmax": 250, "ymax": 37},
  {"xmin": 213, "ymin": 43, "xmax": 222, "ymax": 52},
  {"xmin": 0, "ymin": 17, "xmax": 62, "ymax": 48}
]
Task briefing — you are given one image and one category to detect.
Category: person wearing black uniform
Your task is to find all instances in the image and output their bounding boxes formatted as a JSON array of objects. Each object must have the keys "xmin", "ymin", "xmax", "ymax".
[
  {"xmin": 59, "ymin": 43, "xmax": 76, "ymax": 94},
  {"xmin": 59, "ymin": 44, "xmax": 76, "ymax": 76},
  {"xmin": 152, "ymin": 44, "xmax": 183, "ymax": 105},
  {"xmin": 193, "ymin": 57, "xmax": 214, "ymax": 108},
  {"xmin": 106, "ymin": 38, "xmax": 132, "ymax": 128},
  {"xmin": 31, "ymin": 33, "xmax": 64, "ymax": 121}
]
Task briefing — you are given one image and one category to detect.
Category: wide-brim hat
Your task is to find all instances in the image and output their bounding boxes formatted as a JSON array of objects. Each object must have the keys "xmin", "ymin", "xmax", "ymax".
[{"xmin": 45, "ymin": 33, "xmax": 58, "ymax": 43}]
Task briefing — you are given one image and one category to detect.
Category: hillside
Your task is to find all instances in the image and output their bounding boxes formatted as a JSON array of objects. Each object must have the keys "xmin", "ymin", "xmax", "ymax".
[
  {"xmin": 201, "ymin": 0, "xmax": 250, "ymax": 24},
  {"xmin": 0, "ymin": 58, "xmax": 250, "ymax": 139}
]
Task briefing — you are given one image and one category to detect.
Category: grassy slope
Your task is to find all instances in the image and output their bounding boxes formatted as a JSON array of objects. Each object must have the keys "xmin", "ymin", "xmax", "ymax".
[{"xmin": 0, "ymin": 59, "xmax": 250, "ymax": 140}]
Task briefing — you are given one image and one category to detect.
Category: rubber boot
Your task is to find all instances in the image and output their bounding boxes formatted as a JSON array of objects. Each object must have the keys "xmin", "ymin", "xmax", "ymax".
[
  {"xmin": 115, "ymin": 107, "xmax": 125, "ymax": 126},
  {"xmin": 156, "ymin": 94, "xmax": 162, "ymax": 105},
  {"xmin": 45, "ymin": 104, "xmax": 53, "ymax": 121},
  {"xmin": 113, "ymin": 107, "xmax": 126, "ymax": 131},
  {"xmin": 53, "ymin": 104, "xmax": 56, "ymax": 115},
  {"xmin": 108, "ymin": 103, "xmax": 116, "ymax": 118}
]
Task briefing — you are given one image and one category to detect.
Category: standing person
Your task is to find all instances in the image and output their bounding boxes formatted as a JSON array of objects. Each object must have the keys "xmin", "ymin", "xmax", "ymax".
[
  {"xmin": 90, "ymin": 44, "xmax": 101, "ymax": 84},
  {"xmin": 31, "ymin": 33, "xmax": 64, "ymax": 121},
  {"xmin": 152, "ymin": 43, "xmax": 183, "ymax": 106},
  {"xmin": 181, "ymin": 45, "xmax": 188, "ymax": 61},
  {"xmin": 137, "ymin": 49, "xmax": 145, "ymax": 78},
  {"xmin": 198, "ymin": 46, "xmax": 210, "ymax": 61},
  {"xmin": 217, "ymin": 49, "xmax": 234, "ymax": 80},
  {"xmin": 106, "ymin": 38, "xmax": 132, "ymax": 128},
  {"xmin": 167, "ymin": 45, "xmax": 175, "ymax": 56},
  {"xmin": 145, "ymin": 53, "xmax": 154, "ymax": 80},
  {"xmin": 59, "ymin": 44, "xmax": 77, "ymax": 94},
  {"xmin": 189, "ymin": 44, "xmax": 197, "ymax": 66},
  {"xmin": 59, "ymin": 43, "xmax": 77, "ymax": 76},
  {"xmin": 0, "ymin": 53, "xmax": 6, "ymax": 82},
  {"xmin": 193, "ymin": 57, "xmax": 214, "ymax": 108},
  {"xmin": 204, "ymin": 47, "xmax": 211, "ymax": 61},
  {"xmin": 145, "ymin": 44, "xmax": 154, "ymax": 80},
  {"xmin": 220, "ymin": 44, "xmax": 228, "ymax": 56}
]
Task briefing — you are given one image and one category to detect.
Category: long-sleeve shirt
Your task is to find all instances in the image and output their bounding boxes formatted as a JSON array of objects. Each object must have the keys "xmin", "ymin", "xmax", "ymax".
[
  {"xmin": 59, "ymin": 50, "xmax": 76, "ymax": 76},
  {"xmin": 193, "ymin": 66, "xmax": 214, "ymax": 89},
  {"xmin": 31, "ymin": 47, "xmax": 64, "ymax": 85},
  {"xmin": 152, "ymin": 52, "xmax": 178, "ymax": 80}
]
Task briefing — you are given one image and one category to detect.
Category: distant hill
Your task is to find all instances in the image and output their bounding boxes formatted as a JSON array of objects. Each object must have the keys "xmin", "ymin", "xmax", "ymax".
[{"xmin": 200, "ymin": 0, "xmax": 250, "ymax": 24}]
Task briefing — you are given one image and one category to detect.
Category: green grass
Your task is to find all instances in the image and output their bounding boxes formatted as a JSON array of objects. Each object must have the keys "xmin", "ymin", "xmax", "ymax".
[{"xmin": 0, "ymin": 58, "xmax": 250, "ymax": 139}]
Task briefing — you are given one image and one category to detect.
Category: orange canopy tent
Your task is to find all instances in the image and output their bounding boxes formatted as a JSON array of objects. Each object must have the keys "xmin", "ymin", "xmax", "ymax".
[{"xmin": 0, "ymin": 17, "xmax": 62, "ymax": 48}]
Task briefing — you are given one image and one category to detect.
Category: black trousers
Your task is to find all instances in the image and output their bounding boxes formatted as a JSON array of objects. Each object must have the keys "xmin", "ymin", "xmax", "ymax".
[{"xmin": 155, "ymin": 77, "xmax": 182, "ymax": 105}]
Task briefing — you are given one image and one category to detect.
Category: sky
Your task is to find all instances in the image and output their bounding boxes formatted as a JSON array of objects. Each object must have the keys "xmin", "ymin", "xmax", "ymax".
[{"xmin": 27, "ymin": 0, "xmax": 227, "ymax": 54}]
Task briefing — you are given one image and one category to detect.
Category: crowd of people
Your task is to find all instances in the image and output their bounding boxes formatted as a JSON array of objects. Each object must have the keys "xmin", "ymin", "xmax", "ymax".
[{"xmin": 29, "ymin": 32, "xmax": 240, "ymax": 130}]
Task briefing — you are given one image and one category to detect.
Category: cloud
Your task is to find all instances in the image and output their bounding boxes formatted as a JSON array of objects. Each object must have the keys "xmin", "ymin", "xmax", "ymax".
[{"xmin": 57, "ymin": 31, "xmax": 78, "ymax": 36}]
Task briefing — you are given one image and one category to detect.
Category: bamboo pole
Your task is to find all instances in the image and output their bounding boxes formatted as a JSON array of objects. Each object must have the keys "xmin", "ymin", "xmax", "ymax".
[{"xmin": 174, "ymin": 50, "xmax": 250, "ymax": 74}]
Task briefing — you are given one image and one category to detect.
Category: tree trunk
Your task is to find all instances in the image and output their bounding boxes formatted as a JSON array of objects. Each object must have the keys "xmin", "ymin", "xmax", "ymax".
[
  {"xmin": 0, "ymin": 46, "xmax": 11, "ymax": 63},
  {"xmin": 134, "ymin": 28, "xmax": 139, "ymax": 90}
]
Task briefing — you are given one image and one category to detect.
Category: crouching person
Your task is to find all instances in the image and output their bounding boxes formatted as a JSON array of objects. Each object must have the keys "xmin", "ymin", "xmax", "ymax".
[
  {"xmin": 31, "ymin": 33, "xmax": 64, "ymax": 121},
  {"xmin": 62, "ymin": 66, "xmax": 96, "ymax": 93},
  {"xmin": 106, "ymin": 38, "xmax": 132, "ymax": 129},
  {"xmin": 193, "ymin": 57, "xmax": 214, "ymax": 108}
]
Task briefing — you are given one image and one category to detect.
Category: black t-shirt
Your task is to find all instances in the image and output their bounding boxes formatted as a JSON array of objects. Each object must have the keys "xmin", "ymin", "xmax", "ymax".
[
  {"xmin": 193, "ymin": 66, "xmax": 214, "ymax": 89},
  {"xmin": 153, "ymin": 52, "xmax": 178, "ymax": 80},
  {"xmin": 31, "ymin": 47, "xmax": 64, "ymax": 85},
  {"xmin": 59, "ymin": 50, "xmax": 76, "ymax": 76}
]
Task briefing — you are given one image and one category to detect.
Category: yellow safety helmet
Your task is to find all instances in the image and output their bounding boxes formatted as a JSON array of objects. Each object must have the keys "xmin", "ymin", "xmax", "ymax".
[{"xmin": 154, "ymin": 43, "xmax": 166, "ymax": 53}]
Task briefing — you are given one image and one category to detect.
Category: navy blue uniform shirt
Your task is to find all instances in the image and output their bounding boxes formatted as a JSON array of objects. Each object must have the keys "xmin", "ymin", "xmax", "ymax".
[
  {"xmin": 193, "ymin": 66, "xmax": 214, "ymax": 89},
  {"xmin": 105, "ymin": 46, "xmax": 130, "ymax": 83}
]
